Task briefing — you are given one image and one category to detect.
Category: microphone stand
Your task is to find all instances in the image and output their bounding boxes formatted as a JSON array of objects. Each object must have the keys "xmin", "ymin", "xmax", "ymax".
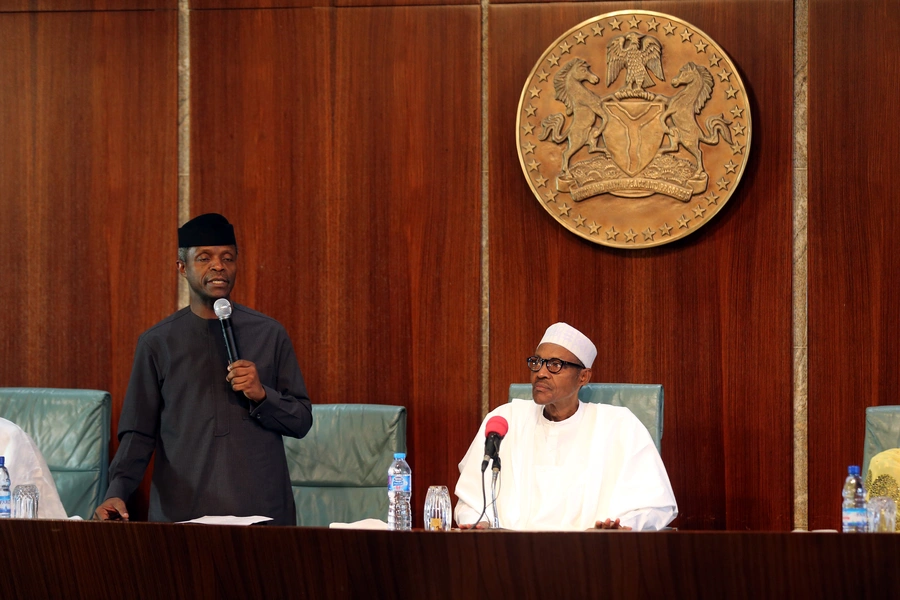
[{"xmin": 490, "ymin": 456, "xmax": 501, "ymax": 529}]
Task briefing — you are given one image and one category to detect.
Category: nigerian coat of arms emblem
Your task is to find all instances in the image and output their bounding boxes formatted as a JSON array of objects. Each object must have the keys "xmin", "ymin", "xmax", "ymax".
[{"xmin": 517, "ymin": 11, "xmax": 752, "ymax": 248}]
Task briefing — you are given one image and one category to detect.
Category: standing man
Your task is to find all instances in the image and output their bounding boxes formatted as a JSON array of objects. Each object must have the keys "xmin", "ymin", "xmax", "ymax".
[
  {"xmin": 454, "ymin": 322, "xmax": 677, "ymax": 531},
  {"xmin": 94, "ymin": 213, "xmax": 312, "ymax": 525}
]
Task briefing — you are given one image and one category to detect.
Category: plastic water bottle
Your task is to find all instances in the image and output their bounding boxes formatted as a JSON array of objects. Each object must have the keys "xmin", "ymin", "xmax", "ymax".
[
  {"xmin": 841, "ymin": 465, "xmax": 867, "ymax": 532},
  {"xmin": 387, "ymin": 452, "xmax": 411, "ymax": 531},
  {"xmin": 0, "ymin": 456, "xmax": 11, "ymax": 519}
]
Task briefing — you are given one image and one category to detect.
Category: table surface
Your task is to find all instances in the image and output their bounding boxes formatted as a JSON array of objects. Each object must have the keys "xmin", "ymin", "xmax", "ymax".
[{"xmin": 1, "ymin": 519, "xmax": 898, "ymax": 599}]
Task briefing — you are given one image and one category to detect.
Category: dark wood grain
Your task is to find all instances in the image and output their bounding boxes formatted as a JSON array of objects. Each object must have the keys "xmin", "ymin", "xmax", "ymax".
[
  {"xmin": 190, "ymin": 6, "xmax": 482, "ymax": 519},
  {"xmin": 807, "ymin": 0, "xmax": 900, "ymax": 531},
  {"xmin": 489, "ymin": 2, "xmax": 794, "ymax": 530},
  {"xmin": 2, "ymin": 521, "xmax": 899, "ymax": 599},
  {"xmin": 0, "ymin": 0, "xmax": 174, "ymax": 10},
  {"xmin": 0, "ymin": 9, "xmax": 178, "ymax": 520}
]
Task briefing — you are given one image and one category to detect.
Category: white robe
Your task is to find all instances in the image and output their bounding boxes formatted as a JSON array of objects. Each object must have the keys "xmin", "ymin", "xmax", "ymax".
[
  {"xmin": 0, "ymin": 418, "xmax": 68, "ymax": 519},
  {"xmin": 454, "ymin": 400, "xmax": 677, "ymax": 531}
]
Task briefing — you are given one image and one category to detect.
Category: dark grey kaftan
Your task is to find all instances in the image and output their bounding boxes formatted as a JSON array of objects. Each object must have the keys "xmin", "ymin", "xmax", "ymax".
[{"xmin": 105, "ymin": 304, "xmax": 313, "ymax": 525}]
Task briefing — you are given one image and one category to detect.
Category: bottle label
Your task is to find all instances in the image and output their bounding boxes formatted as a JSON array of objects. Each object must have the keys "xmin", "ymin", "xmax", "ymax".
[
  {"xmin": 389, "ymin": 474, "xmax": 411, "ymax": 493},
  {"xmin": 842, "ymin": 508, "xmax": 866, "ymax": 527},
  {"xmin": 0, "ymin": 492, "xmax": 10, "ymax": 518}
]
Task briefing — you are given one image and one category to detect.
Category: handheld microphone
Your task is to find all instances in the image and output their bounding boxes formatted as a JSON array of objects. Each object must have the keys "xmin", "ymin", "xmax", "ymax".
[
  {"xmin": 480, "ymin": 416, "xmax": 509, "ymax": 473},
  {"xmin": 213, "ymin": 298, "xmax": 240, "ymax": 364}
]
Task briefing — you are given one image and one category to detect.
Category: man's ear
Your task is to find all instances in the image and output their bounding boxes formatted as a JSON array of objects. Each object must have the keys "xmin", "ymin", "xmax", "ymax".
[
  {"xmin": 176, "ymin": 260, "xmax": 186, "ymax": 277},
  {"xmin": 579, "ymin": 367, "xmax": 592, "ymax": 386}
]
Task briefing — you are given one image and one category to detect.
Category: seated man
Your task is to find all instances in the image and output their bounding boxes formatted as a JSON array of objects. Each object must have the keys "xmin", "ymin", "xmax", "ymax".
[
  {"xmin": 454, "ymin": 323, "xmax": 677, "ymax": 531},
  {"xmin": 0, "ymin": 417, "xmax": 68, "ymax": 519}
]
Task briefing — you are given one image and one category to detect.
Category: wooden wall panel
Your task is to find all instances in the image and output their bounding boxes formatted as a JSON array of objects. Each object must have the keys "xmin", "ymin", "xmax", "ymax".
[
  {"xmin": 191, "ymin": 6, "xmax": 482, "ymax": 518},
  {"xmin": 808, "ymin": 0, "xmax": 900, "ymax": 531},
  {"xmin": 0, "ymin": 9, "xmax": 177, "ymax": 465},
  {"xmin": 0, "ymin": 1, "xmax": 174, "ymax": 11},
  {"xmin": 489, "ymin": 1, "xmax": 793, "ymax": 530}
]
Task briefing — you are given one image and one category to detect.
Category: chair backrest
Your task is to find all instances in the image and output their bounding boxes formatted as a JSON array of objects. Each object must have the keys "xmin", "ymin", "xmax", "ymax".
[
  {"xmin": 509, "ymin": 383, "xmax": 664, "ymax": 452},
  {"xmin": 283, "ymin": 404, "xmax": 406, "ymax": 526},
  {"xmin": 863, "ymin": 406, "xmax": 900, "ymax": 477},
  {"xmin": 0, "ymin": 388, "xmax": 111, "ymax": 519}
]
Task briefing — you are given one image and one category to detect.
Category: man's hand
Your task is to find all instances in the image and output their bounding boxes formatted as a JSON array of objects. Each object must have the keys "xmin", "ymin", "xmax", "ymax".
[
  {"xmin": 226, "ymin": 360, "xmax": 266, "ymax": 402},
  {"xmin": 94, "ymin": 497, "xmax": 129, "ymax": 521},
  {"xmin": 458, "ymin": 521, "xmax": 491, "ymax": 530},
  {"xmin": 593, "ymin": 518, "xmax": 632, "ymax": 530}
]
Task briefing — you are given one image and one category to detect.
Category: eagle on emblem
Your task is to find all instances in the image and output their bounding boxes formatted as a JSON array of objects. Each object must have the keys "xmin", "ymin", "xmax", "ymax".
[{"xmin": 606, "ymin": 33, "xmax": 664, "ymax": 100}]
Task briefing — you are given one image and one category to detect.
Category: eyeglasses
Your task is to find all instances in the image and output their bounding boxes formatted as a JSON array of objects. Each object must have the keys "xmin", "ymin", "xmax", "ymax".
[{"xmin": 526, "ymin": 355, "xmax": 584, "ymax": 374}]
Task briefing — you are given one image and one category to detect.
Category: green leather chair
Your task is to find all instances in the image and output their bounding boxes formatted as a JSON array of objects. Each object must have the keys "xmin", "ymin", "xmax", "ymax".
[
  {"xmin": 509, "ymin": 383, "xmax": 664, "ymax": 452},
  {"xmin": 862, "ymin": 406, "xmax": 900, "ymax": 477},
  {"xmin": 0, "ymin": 388, "xmax": 111, "ymax": 519},
  {"xmin": 284, "ymin": 404, "xmax": 406, "ymax": 527}
]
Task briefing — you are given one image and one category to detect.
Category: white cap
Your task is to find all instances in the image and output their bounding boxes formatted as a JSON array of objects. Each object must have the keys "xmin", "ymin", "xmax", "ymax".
[{"xmin": 538, "ymin": 322, "xmax": 597, "ymax": 368}]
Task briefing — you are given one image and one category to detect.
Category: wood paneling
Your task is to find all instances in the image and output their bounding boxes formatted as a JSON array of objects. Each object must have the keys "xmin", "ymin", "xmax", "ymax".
[
  {"xmin": 0, "ymin": 1, "xmax": 174, "ymax": 11},
  {"xmin": 808, "ymin": 0, "xmax": 900, "ymax": 531},
  {"xmin": 489, "ymin": 2, "xmax": 793, "ymax": 529},
  {"xmin": 191, "ymin": 6, "xmax": 482, "ymax": 518},
  {"xmin": 190, "ymin": 0, "xmax": 328, "ymax": 9},
  {"xmin": 0, "ymin": 8, "xmax": 178, "ymax": 489}
]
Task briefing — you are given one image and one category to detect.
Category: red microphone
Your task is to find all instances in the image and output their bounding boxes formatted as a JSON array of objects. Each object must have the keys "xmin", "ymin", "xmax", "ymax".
[{"xmin": 481, "ymin": 416, "xmax": 509, "ymax": 472}]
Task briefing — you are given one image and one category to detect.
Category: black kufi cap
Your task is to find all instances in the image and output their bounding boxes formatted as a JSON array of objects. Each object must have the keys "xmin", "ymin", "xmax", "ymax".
[{"xmin": 177, "ymin": 213, "xmax": 236, "ymax": 248}]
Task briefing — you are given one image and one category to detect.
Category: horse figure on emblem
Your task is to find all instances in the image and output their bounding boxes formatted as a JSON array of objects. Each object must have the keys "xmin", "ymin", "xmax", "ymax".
[
  {"xmin": 658, "ymin": 62, "xmax": 733, "ymax": 178},
  {"xmin": 537, "ymin": 58, "xmax": 608, "ymax": 175}
]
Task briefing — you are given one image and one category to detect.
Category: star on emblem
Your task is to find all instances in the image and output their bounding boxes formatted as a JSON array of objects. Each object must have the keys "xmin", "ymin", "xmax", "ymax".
[
  {"xmin": 663, "ymin": 22, "xmax": 676, "ymax": 35},
  {"xmin": 692, "ymin": 204, "xmax": 706, "ymax": 218},
  {"xmin": 718, "ymin": 69, "xmax": 732, "ymax": 82},
  {"xmin": 547, "ymin": 54, "xmax": 560, "ymax": 67},
  {"xmin": 731, "ymin": 122, "xmax": 746, "ymax": 137},
  {"xmin": 716, "ymin": 177, "xmax": 731, "ymax": 191},
  {"xmin": 624, "ymin": 229, "xmax": 637, "ymax": 242},
  {"xmin": 724, "ymin": 160, "xmax": 738, "ymax": 174},
  {"xmin": 694, "ymin": 39, "xmax": 708, "ymax": 53},
  {"xmin": 522, "ymin": 141, "xmax": 536, "ymax": 154},
  {"xmin": 522, "ymin": 122, "xmax": 535, "ymax": 136},
  {"xmin": 709, "ymin": 54, "xmax": 722, "ymax": 67},
  {"xmin": 559, "ymin": 41, "xmax": 572, "ymax": 54},
  {"xmin": 534, "ymin": 174, "xmax": 547, "ymax": 187},
  {"xmin": 725, "ymin": 86, "xmax": 739, "ymax": 99},
  {"xmin": 574, "ymin": 31, "xmax": 587, "ymax": 44},
  {"xmin": 647, "ymin": 18, "xmax": 660, "ymax": 31},
  {"xmin": 730, "ymin": 105, "xmax": 744, "ymax": 119},
  {"xmin": 592, "ymin": 24, "xmax": 604, "ymax": 37},
  {"xmin": 628, "ymin": 16, "xmax": 641, "ymax": 29},
  {"xmin": 731, "ymin": 142, "xmax": 745, "ymax": 155},
  {"xmin": 680, "ymin": 28, "xmax": 693, "ymax": 43},
  {"xmin": 527, "ymin": 159, "xmax": 540, "ymax": 171},
  {"xmin": 642, "ymin": 228, "xmax": 655, "ymax": 241},
  {"xmin": 528, "ymin": 86, "xmax": 541, "ymax": 99},
  {"xmin": 573, "ymin": 214, "xmax": 586, "ymax": 227},
  {"xmin": 660, "ymin": 223, "xmax": 673, "ymax": 236},
  {"xmin": 606, "ymin": 227, "xmax": 619, "ymax": 240},
  {"xmin": 677, "ymin": 215, "xmax": 691, "ymax": 229},
  {"xmin": 588, "ymin": 221, "xmax": 601, "ymax": 234},
  {"xmin": 544, "ymin": 189, "xmax": 558, "ymax": 203},
  {"xmin": 525, "ymin": 104, "xmax": 537, "ymax": 117},
  {"xmin": 609, "ymin": 18, "xmax": 623, "ymax": 31},
  {"xmin": 536, "ymin": 69, "xmax": 550, "ymax": 82},
  {"xmin": 704, "ymin": 192, "xmax": 719, "ymax": 206},
  {"xmin": 558, "ymin": 203, "xmax": 571, "ymax": 216}
]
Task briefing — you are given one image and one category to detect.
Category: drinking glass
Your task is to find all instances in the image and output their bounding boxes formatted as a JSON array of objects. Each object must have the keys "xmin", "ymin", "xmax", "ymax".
[
  {"xmin": 424, "ymin": 485, "xmax": 452, "ymax": 531},
  {"xmin": 12, "ymin": 484, "xmax": 39, "ymax": 519},
  {"xmin": 867, "ymin": 496, "xmax": 897, "ymax": 532}
]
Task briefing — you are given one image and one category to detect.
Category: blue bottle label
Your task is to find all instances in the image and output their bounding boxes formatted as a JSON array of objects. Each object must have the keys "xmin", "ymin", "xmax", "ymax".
[
  {"xmin": 389, "ymin": 474, "xmax": 411, "ymax": 493},
  {"xmin": 842, "ymin": 508, "xmax": 866, "ymax": 527}
]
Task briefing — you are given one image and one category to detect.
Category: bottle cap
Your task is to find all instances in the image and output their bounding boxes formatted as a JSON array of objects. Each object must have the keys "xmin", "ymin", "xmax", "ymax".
[
  {"xmin": 0, "ymin": 456, "xmax": 4, "ymax": 467},
  {"xmin": 394, "ymin": 452, "xmax": 406, "ymax": 460},
  {"xmin": 848, "ymin": 465, "xmax": 860, "ymax": 475}
]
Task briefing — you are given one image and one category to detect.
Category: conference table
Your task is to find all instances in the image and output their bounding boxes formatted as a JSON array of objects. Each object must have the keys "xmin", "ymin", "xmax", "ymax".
[{"xmin": 1, "ymin": 519, "xmax": 898, "ymax": 599}]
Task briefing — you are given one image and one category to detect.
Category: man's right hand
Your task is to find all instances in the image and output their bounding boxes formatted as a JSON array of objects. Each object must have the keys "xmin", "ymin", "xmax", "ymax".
[
  {"xmin": 458, "ymin": 521, "xmax": 491, "ymax": 530},
  {"xmin": 93, "ymin": 497, "xmax": 129, "ymax": 521}
]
